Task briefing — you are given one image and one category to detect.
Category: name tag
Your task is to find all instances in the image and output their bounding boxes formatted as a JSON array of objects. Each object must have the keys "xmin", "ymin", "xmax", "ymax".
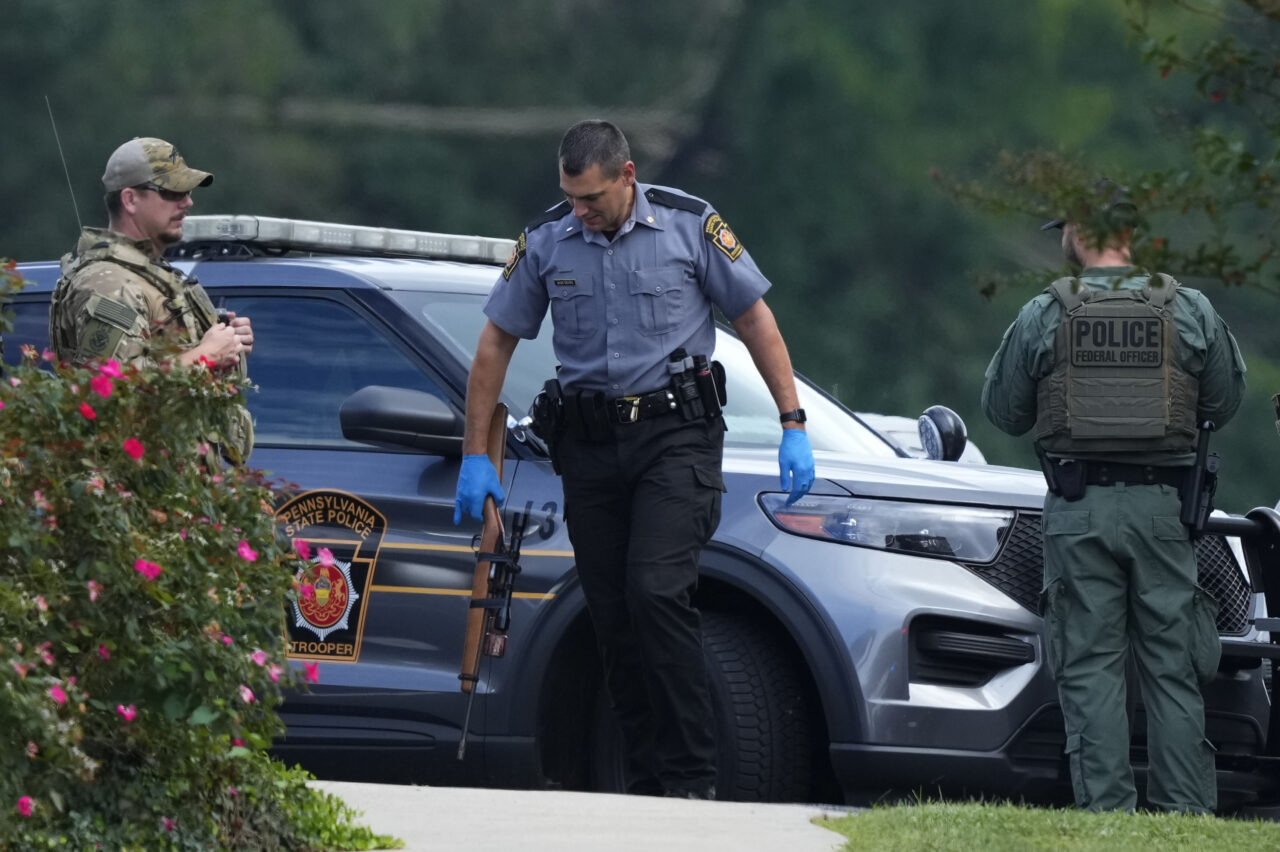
[{"xmin": 553, "ymin": 278, "xmax": 576, "ymax": 287}]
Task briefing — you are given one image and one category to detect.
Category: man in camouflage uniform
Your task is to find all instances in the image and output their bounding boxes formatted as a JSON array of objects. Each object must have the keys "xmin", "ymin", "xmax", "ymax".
[
  {"xmin": 982, "ymin": 185, "xmax": 1246, "ymax": 813},
  {"xmin": 50, "ymin": 137, "xmax": 254, "ymax": 462}
]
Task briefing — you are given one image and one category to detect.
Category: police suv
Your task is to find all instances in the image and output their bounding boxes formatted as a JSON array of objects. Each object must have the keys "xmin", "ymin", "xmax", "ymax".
[{"xmin": 10, "ymin": 216, "xmax": 1280, "ymax": 807}]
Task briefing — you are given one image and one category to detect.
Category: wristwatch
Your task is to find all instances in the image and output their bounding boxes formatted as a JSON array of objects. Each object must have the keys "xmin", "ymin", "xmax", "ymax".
[{"xmin": 779, "ymin": 408, "xmax": 807, "ymax": 424}]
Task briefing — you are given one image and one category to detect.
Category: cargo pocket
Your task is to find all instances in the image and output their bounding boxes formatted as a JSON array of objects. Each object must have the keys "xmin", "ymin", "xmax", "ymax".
[
  {"xmin": 1189, "ymin": 585, "xmax": 1222, "ymax": 684},
  {"xmin": 1063, "ymin": 732, "xmax": 1089, "ymax": 806},
  {"xmin": 1040, "ymin": 578, "xmax": 1069, "ymax": 677},
  {"xmin": 692, "ymin": 464, "xmax": 726, "ymax": 493}
]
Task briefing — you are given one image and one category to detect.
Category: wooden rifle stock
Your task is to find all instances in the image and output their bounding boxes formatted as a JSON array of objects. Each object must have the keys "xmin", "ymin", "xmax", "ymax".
[
  {"xmin": 460, "ymin": 403, "xmax": 507, "ymax": 696},
  {"xmin": 457, "ymin": 404, "xmax": 511, "ymax": 760}
]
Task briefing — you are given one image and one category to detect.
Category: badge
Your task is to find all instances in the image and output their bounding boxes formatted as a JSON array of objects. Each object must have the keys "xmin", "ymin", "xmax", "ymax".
[
  {"xmin": 503, "ymin": 232, "xmax": 527, "ymax": 280},
  {"xmin": 704, "ymin": 214, "xmax": 744, "ymax": 261},
  {"xmin": 277, "ymin": 489, "xmax": 387, "ymax": 663}
]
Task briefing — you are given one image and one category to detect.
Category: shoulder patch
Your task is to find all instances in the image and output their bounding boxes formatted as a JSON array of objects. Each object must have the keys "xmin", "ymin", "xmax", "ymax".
[
  {"xmin": 503, "ymin": 232, "xmax": 527, "ymax": 281},
  {"xmin": 644, "ymin": 188, "xmax": 707, "ymax": 216},
  {"xmin": 704, "ymin": 213, "xmax": 744, "ymax": 261},
  {"xmin": 526, "ymin": 201, "xmax": 571, "ymax": 232}
]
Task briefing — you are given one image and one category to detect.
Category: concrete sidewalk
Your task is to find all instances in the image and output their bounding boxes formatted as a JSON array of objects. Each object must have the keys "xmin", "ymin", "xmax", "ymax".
[{"xmin": 313, "ymin": 781, "xmax": 853, "ymax": 852}]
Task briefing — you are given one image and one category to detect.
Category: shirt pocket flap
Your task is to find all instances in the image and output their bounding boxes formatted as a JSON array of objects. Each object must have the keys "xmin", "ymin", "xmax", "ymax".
[{"xmin": 628, "ymin": 266, "xmax": 684, "ymax": 296}]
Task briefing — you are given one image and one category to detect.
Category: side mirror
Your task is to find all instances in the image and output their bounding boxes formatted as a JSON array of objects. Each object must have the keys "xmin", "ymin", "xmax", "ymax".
[
  {"xmin": 917, "ymin": 405, "xmax": 969, "ymax": 462},
  {"xmin": 340, "ymin": 386, "xmax": 464, "ymax": 456}
]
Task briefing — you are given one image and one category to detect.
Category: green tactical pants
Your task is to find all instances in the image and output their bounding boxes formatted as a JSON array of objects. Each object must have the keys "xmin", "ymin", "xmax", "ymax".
[{"xmin": 1041, "ymin": 482, "xmax": 1221, "ymax": 813}]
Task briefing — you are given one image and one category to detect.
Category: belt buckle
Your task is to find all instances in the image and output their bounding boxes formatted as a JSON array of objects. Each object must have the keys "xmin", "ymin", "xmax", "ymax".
[{"xmin": 616, "ymin": 395, "xmax": 641, "ymax": 424}]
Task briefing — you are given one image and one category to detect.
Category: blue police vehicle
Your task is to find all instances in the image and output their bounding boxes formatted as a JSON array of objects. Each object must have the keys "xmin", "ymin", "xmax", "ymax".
[{"xmin": 9, "ymin": 215, "xmax": 1280, "ymax": 807}]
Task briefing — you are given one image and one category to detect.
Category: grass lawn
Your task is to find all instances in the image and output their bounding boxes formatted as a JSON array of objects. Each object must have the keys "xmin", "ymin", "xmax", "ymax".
[{"xmin": 820, "ymin": 801, "xmax": 1280, "ymax": 851}]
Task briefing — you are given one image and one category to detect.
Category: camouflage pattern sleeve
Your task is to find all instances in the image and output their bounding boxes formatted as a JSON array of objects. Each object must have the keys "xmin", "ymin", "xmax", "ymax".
[{"xmin": 54, "ymin": 263, "xmax": 164, "ymax": 368}]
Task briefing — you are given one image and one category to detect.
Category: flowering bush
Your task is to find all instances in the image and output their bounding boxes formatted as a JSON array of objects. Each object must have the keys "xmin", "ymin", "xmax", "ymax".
[{"xmin": 0, "ymin": 262, "xmax": 395, "ymax": 850}]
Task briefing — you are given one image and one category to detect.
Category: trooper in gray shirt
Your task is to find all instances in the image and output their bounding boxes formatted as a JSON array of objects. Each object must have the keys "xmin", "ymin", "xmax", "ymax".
[{"xmin": 455, "ymin": 120, "xmax": 814, "ymax": 799}]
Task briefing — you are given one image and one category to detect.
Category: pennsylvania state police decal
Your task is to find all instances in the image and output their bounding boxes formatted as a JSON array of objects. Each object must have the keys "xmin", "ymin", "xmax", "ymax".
[{"xmin": 277, "ymin": 489, "xmax": 387, "ymax": 663}]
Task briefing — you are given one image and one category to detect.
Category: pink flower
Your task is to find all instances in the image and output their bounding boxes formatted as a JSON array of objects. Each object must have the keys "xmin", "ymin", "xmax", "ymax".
[
  {"xmin": 197, "ymin": 442, "xmax": 211, "ymax": 457},
  {"xmin": 122, "ymin": 438, "xmax": 144, "ymax": 460},
  {"xmin": 9, "ymin": 377, "xmax": 20, "ymax": 388},
  {"xmin": 17, "ymin": 796, "xmax": 33, "ymax": 817},
  {"xmin": 162, "ymin": 816, "xmax": 176, "ymax": 831},
  {"xmin": 232, "ymin": 738, "xmax": 245, "ymax": 748},
  {"xmin": 299, "ymin": 584, "xmax": 315, "ymax": 601},
  {"xmin": 180, "ymin": 528, "xmax": 188, "ymax": 540},
  {"xmin": 318, "ymin": 547, "xmax": 335, "ymax": 568},
  {"xmin": 96, "ymin": 643, "xmax": 111, "ymax": 660},
  {"xmin": 79, "ymin": 401, "xmax": 96, "ymax": 420},
  {"xmin": 49, "ymin": 685, "xmax": 67, "ymax": 706},
  {"xmin": 90, "ymin": 375, "xmax": 113, "ymax": 398},
  {"xmin": 99, "ymin": 359, "xmax": 123, "ymax": 378},
  {"xmin": 221, "ymin": 634, "xmax": 234, "ymax": 646},
  {"xmin": 34, "ymin": 596, "xmax": 48, "ymax": 613},
  {"xmin": 37, "ymin": 643, "xmax": 54, "ymax": 665},
  {"xmin": 268, "ymin": 663, "xmax": 283, "ymax": 683},
  {"xmin": 11, "ymin": 662, "xmax": 28, "ymax": 679},
  {"xmin": 41, "ymin": 348, "xmax": 55, "ymax": 362},
  {"xmin": 294, "ymin": 539, "xmax": 312, "ymax": 561},
  {"xmin": 25, "ymin": 742, "xmax": 37, "ymax": 758},
  {"xmin": 237, "ymin": 540, "xmax": 258, "ymax": 562},
  {"xmin": 303, "ymin": 661, "xmax": 320, "ymax": 683},
  {"xmin": 228, "ymin": 786, "xmax": 239, "ymax": 797},
  {"xmin": 133, "ymin": 559, "xmax": 163, "ymax": 581},
  {"xmin": 238, "ymin": 685, "xmax": 255, "ymax": 704},
  {"xmin": 0, "ymin": 401, "xmax": 5, "ymax": 411},
  {"xmin": 116, "ymin": 703, "xmax": 137, "ymax": 722},
  {"xmin": 87, "ymin": 579, "xmax": 102, "ymax": 601},
  {"xmin": 250, "ymin": 650, "xmax": 268, "ymax": 666}
]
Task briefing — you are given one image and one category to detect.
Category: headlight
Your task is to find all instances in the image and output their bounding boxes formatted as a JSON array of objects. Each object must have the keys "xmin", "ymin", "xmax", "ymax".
[{"xmin": 759, "ymin": 493, "xmax": 1016, "ymax": 563}]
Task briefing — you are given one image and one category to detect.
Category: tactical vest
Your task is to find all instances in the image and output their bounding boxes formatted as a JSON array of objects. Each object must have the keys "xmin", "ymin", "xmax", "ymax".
[
  {"xmin": 1034, "ymin": 274, "xmax": 1198, "ymax": 455},
  {"xmin": 53, "ymin": 233, "xmax": 217, "ymax": 359},
  {"xmin": 52, "ymin": 231, "xmax": 254, "ymax": 464}
]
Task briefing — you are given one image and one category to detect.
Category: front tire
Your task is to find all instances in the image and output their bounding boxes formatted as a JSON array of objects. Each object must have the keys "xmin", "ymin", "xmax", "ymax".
[{"xmin": 588, "ymin": 610, "xmax": 812, "ymax": 801}]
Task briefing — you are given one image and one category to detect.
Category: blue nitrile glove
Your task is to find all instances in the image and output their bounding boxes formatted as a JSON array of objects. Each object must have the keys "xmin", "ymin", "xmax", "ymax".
[
  {"xmin": 454, "ymin": 454, "xmax": 505, "ymax": 525},
  {"xmin": 779, "ymin": 429, "xmax": 815, "ymax": 506}
]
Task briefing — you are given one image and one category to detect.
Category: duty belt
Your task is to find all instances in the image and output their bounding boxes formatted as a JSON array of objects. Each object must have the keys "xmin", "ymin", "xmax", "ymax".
[
  {"xmin": 1079, "ymin": 461, "xmax": 1189, "ymax": 488},
  {"xmin": 606, "ymin": 388, "xmax": 679, "ymax": 424}
]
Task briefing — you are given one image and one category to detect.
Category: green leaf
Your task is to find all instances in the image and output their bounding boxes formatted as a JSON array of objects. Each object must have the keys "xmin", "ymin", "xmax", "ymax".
[{"xmin": 188, "ymin": 705, "xmax": 219, "ymax": 725}]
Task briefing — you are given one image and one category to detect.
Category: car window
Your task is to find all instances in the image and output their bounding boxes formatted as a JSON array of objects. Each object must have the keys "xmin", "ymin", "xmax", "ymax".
[
  {"xmin": 3, "ymin": 301, "xmax": 51, "ymax": 367},
  {"xmin": 389, "ymin": 290, "xmax": 896, "ymax": 458},
  {"xmin": 222, "ymin": 295, "xmax": 443, "ymax": 448}
]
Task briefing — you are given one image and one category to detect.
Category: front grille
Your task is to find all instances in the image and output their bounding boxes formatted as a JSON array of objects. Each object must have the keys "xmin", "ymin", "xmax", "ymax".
[{"xmin": 965, "ymin": 513, "xmax": 1252, "ymax": 635}]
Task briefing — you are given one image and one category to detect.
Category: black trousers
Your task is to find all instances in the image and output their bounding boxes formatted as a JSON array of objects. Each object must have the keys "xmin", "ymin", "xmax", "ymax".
[{"xmin": 557, "ymin": 412, "xmax": 725, "ymax": 795}]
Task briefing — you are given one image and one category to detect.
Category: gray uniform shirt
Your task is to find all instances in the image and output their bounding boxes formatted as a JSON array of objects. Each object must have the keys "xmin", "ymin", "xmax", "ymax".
[{"xmin": 483, "ymin": 183, "xmax": 771, "ymax": 396}]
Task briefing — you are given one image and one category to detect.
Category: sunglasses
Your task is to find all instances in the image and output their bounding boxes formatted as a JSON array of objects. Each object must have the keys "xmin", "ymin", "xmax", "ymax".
[{"xmin": 135, "ymin": 183, "xmax": 191, "ymax": 202}]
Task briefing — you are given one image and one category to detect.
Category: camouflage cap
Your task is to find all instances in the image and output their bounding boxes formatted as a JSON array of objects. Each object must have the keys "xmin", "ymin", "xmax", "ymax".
[{"xmin": 102, "ymin": 137, "xmax": 213, "ymax": 193}]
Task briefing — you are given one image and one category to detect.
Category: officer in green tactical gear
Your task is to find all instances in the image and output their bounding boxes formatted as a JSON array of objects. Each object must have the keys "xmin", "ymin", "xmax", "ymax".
[
  {"xmin": 982, "ymin": 184, "xmax": 1247, "ymax": 813},
  {"xmin": 50, "ymin": 137, "xmax": 254, "ymax": 463}
]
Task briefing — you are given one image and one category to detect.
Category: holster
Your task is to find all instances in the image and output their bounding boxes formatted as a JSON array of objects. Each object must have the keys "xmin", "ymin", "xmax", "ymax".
[
  {"xmin": 1039, "ymin": 451, "xmax": 1086, "ymax": 502},
  {"xmin": 529, "ymin": 379, "xmax": 565, "ymax": 472}
]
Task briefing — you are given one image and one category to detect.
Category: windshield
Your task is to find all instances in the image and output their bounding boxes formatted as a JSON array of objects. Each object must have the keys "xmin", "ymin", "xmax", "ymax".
[{"xmin": 389, "ymin": 290, "xmax": 897, "ymax": 458}]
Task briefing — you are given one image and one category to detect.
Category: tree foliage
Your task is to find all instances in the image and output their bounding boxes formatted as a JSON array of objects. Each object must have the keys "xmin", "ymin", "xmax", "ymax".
[{"xmin": 2, "ymin": 0, "xmax": 1276, "ymax": 508}]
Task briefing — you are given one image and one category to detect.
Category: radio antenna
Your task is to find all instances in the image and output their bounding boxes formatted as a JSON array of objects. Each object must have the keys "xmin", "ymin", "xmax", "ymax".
[{"xmin": 45, "ymin": 95, "xmax": 83, "ymax": 231}]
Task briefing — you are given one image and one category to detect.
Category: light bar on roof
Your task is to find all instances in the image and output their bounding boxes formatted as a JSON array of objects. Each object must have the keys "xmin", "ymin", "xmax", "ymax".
[{"xmin": 177, "ymin": 215, "xmax": 515, "ymax": 264}]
